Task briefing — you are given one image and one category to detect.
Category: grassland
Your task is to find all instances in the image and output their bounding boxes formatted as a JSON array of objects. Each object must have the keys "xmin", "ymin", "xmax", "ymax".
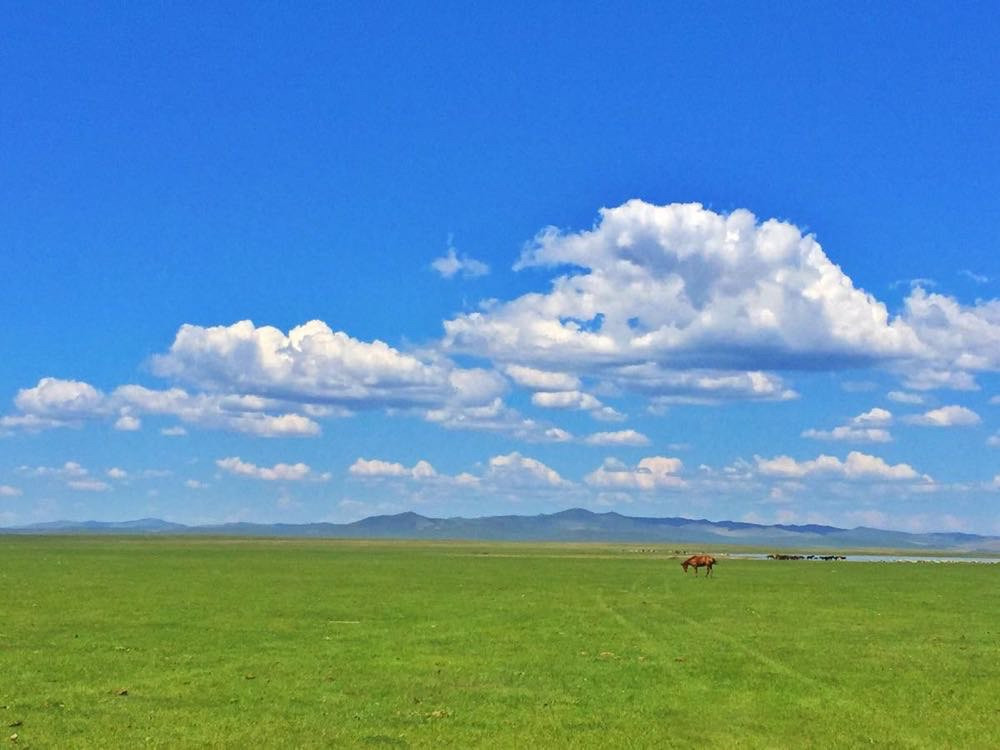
[{"xmin": 1, "ymin": 537, "xmax": 997, "ymax": 748}]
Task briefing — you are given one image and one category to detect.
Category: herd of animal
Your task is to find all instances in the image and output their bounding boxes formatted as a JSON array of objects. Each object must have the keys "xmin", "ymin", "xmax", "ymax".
[{"xmin": 679, "ymin": 551, "xmax": 848, "ymax": 576}]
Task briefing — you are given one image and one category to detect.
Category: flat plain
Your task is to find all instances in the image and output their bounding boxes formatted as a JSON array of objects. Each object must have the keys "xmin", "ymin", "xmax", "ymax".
[{"xmin": 1, "ymin": 537, "xmax": 998, "ymax": 748}]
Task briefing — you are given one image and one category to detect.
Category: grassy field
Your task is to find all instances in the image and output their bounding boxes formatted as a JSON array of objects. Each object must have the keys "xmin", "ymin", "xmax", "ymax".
[{"xmin": 1, "ymin": 537, "xmax": 997, "ymax": 748}]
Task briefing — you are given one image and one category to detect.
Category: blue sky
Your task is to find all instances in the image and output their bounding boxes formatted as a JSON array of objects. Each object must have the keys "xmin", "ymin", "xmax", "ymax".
[{"xmin": 2, "ymin": 3, "xmax": 998, "ymax": 532}]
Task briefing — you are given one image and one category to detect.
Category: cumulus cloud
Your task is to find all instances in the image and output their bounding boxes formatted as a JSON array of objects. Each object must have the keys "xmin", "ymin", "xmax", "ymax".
[
  {"xmin": 445, "ymin": 201, "xmax": 923, "ymax": 374},
  {"xmin": 803, "ymin": 408, "xmax": 893, "ymax": 443},
  {"xmin": 151, "ymin": 320, "xmax": 505, "ymax": 411},
  {"xmin": 161, "ymin": 426, "xmax": 187, "ymax": 436},
  {"xmin": 852, "ymin": 408, "xmax": 892, "ymax": 426},
  {"xmin": 106, "ymin": 468, "xmax": 127, "ymax": 480},
  {"xmin": 19, "ymin": 461, "xmax": 89, "ymax": 479},
  {"xmin": 3, "ymin": 378, "xmax": 325, "ymax": 438},
  {"xmin": 114, "ymin": 385, "xmax": 322, "ymax": 437},
  {"xmin": 801, "ymin": 426, "xmax": 892, "ymax": 443},
  {"xmin": 754, "ymin": 451, "xmax": 926, "ymax": 482},
  {"xmin": 424, "ymin": 397, "xmax": 543, "ymax": 437},
  {"xmin": 903, "ymin": 289, "xmax": 1000, "ymax": 371},
  {"xmin": 349, "ymin": 458, "xmax": 438, "ymax": 480},
  {"xmin": 585, "ymin": 456, "xmax": 685, "ymax": 490},
  {"xmin": 900, "ymin": 368, "xmax": 979, "ymax": 392},
  {"xmin": 346, "ymin": 457, "xmax": 478, "ymax": 487},
  {"xmin": 888, "ymin": 390, "xmax": 924, "ymax": 404},
  {"xmin": 114, "ymin": 414, "xmax": 141, "ymax": 431},
  {"xmin": 0, "ymin": 485, "xmax": 22, "ymax": 497},
  {"xmin": 544, "ymin": 427, "xmax": 573, "ymax": 442},
  {"xmin": 989, "ymin": 433, "xmax": 1000, "ymax": 448},
  {"xmin": 583, "ymin": 429, "xmax": 650, "ymax": 446},
  {"xmin": 431, "ymin": 245, "xmax": 490, "ymax": 279},
  {"xmin": 503, "ymin": 365, "xmax": 580, "ymax": 391},
  {"xmin": 624, "ymin": 367, "xmax": 798, "ymax": 404},
  {"xmin": 439, "ymin": 201, "xmax": 1000, "ymax": 400},
  {"xmin": 67, "ymin": 478, "xmax": 110, "ymax": 492},
  {"xmin": 894, "ymin": 289, "xmax": 1000, "ymax": 391},
  {"xmin": 486, "ymin": 452, "xmax": 569, "ymax": 488},
  {"xmin": 903, "ymin": 405, "xmax": 981, "ymax": 427},
  {"xmin": 530, "ymin": 390, "xmax": 623, "ymax": 421},
  {"xmin": 0, "ymin": 414, "xmax": 71, "ymax": 434},
  {"xmin": 14, "ymin": 377, "xmax": 108, "ymax": 419},
  {"xmin": 215, "ymin": 456, "xmax": 326, "ymax": 482}
]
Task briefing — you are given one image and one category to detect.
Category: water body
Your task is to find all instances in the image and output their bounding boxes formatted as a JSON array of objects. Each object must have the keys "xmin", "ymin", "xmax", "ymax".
[{"xmin": 729, "ymin": 553, "xmax": 1000, "ymax": 564}]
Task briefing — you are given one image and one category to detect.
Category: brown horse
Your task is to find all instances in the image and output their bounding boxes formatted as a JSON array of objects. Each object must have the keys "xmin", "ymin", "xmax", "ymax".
[{"xmin": 681, "ymin": 554, "xmax": 716, "ymax": 576}]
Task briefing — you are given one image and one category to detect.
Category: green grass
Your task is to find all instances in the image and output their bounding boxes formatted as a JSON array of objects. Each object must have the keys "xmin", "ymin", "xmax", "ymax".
[{"xmin": 1, "ymin": 537, "xmax": 998, "ymax": 748}]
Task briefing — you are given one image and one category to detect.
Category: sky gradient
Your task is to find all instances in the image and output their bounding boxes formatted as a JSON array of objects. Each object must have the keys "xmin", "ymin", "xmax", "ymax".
[{"xmin": 2, "ymin": 3, "xmax": 998, "ymax": 532}]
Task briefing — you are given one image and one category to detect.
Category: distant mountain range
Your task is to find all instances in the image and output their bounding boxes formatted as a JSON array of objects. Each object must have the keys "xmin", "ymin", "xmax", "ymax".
[{"xmin": 3, "ymin": 508, "xmax": 999, "ymax": 552}]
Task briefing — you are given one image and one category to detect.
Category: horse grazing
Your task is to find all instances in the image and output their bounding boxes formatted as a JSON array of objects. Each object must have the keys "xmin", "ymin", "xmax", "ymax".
[{"xmin": 680, "ymin": 554, "xmax": 716, "ymax": 576}]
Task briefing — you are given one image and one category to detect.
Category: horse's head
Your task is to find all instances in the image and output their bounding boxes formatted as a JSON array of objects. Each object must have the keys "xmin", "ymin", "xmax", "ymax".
[{"xmin": 680, "ymin": 560, "xmax": 689, "ymax": 572}]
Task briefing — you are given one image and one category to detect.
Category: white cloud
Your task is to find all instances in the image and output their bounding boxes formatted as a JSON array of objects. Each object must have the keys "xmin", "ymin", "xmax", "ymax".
[
  {"xmin": 585, "ymin": 456, "xmax": 685, "ymax": 490},
  {"xmin": 185, "ymin": 479, "xmax": 208, "ymax": 489},
  {"xmin": 503, "ymin": 365, "xmax": 580, "ymax": 391},
  {"xmin": 985, "ymin": 433, "xmax": 999, "ymax": 448},
  {"xmin": 626, "ymin": 367, "xmax": 798, "ymax": 404},
  {"xmin": 431, "ymin": 246, "xmax": 490, "ymax": 279},
  {"xmin": 439, "ymin": 201, "xmax": 1000, "ymax": 400},
  {"xmin": 151, "ymin": 320, "xmax": 504, "ymax": 411},
  {"xmin": 903, "ymin": 405, "xmax": 981, "ymax": 427},
  {"xmin": 959, "ymin": 269, "xmax": 990, "ymax": 284},
  {"xmin": 14, "ymin": 377, "xmax": 108, "ymax": 418},
  {"xmin": 754, "ymin": 451, "xmax": 926, "ymax": 482},
  {"xmin": 115, "ymin": 385, "xmax": 322, "ymax": 437},
  {"xmin": 486, "ymin": 452, "xmax": 569, "ymax": 488},
  {"xmin": 0, "ymin": 485, "xmax": 22, "ymax": 497},
  {"xmin": 900, "ymin": 368, "xmax": 979, "ymax": 392},
  {"xmin": 989, "ymin": 395, "xmax": 1000, "ymax": 405},
  {"xmin": 349, "ymin": 458, "xmax": 438, "ymax": 480},
  {"xmin": 106, "ymin": 468, "xmax": 127, "ymax": 480},
  {"xmin": 114, "ymin": 414, "xmax": 141, "ymax": 431},
  {"xmin": 803, "ymin": 408, "xmax": 893, "ymax": 443},
  {"xmin": 583, "ymin": 429, "xmax": 650, "ymax": 446},
  {"xmin": 851, "ymin": 408, "xmax": 893, "ymax": 426},
  {"xmin": 530, "ymin": 390, "xmax": 624, "ymax": 421},
  {"xmin": 887, "ymin": 390, "xmax": 924, "ymax": 404},
  {"xmin": 19, "ymin": 461, "xmax": 89, "ymax": 479},
  {"xmin": 215, "ymin": 456, "xmax": 323, "ymax": 482},
  {"xmin": 161, "ymin": 425, "xmax": 187, "ymax": 436},
  {"xmin": 4, "ymin": 378, "xmax": 326, "ymax": 438},
  {"xmin": 445, "ymin": 201, "xmax": 923, "ymax": 375},
  {"xmin": 543, "ymin": 427, "xmax": 573, "ymax": 442},
  {"xmin": 0, "ymin": 414, "xmax": 71, "ymax": 433},
  {"xmin": 801, "ymin": 426, "xmax": 892, "ymax": 443},
  {"xmin": 76, "ymin": 320, "xmax": 505, "ymax": 438},
  {"xmin": 900, "ymin": 288, "xmax": 1000, "ymax": 387},
  {"xmin": 67, "ymin": 478, "xmax": 110, "ymax": 492},
  {"xmin": 424, "ymin": 397, "xmax": 542, "ymax": 437}
]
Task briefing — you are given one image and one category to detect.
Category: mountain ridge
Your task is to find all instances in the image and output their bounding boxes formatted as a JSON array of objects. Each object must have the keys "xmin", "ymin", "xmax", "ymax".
[{"xmin": 3, "ymin": 508, "xmax": 999, "ymax": 551}]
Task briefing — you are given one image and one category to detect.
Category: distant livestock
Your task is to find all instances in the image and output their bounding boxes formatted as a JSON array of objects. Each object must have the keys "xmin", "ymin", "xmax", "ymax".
[
  {"xmin": 767, "ymin": 553, "xmax": 846, "ymax": 561},
  {"xmin": 681, "ymin": 554, "xmax": 716, "ymax": 576}
]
